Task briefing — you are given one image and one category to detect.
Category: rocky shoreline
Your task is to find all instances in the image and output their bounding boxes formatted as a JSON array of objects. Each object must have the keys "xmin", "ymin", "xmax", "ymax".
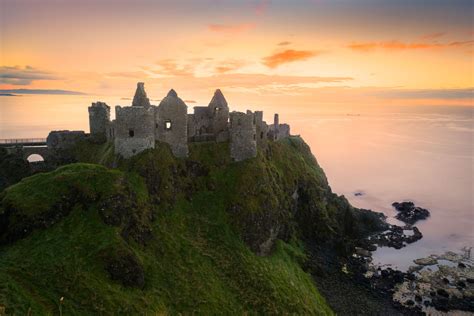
[{"xmin": 348, "ymin": 202, "xmax": 473, "ymax": 314}]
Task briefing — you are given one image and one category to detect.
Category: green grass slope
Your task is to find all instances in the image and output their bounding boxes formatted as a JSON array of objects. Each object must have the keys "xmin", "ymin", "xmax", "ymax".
[{"xmin": 0, "ymin": 137, "xmax": 339, "ymax": 315}]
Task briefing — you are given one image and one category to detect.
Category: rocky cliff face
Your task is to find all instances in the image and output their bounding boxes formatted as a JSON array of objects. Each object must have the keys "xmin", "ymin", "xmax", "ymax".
[{"xmin": 0, "ymin": 136, "xmax": 386, "ymax": 314}]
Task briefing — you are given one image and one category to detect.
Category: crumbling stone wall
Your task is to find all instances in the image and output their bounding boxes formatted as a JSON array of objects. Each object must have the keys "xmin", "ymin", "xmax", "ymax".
[
  {"xmin": 268, "ymin": 113, "xmax": 290, "ymax": 141},
  {"xmin": 276, "ymin": 123, "xmax": 290, "ymax": 140},
  {"xmin": 188, "ymin": 107, "xmax": 212, "ymax": 141},
  {"xmin": 106, "ymin": 120, "xmax": 116, "ymax": 142},
  {"xmin": 88, "ymin": 101, "xmax": 110, "ymax": 142},
  {"xmin": 229, "ymin": 111, "xmax": 257, "ymax": 161},
  {"xmin": 254, "ymin": 111, "xmax": 268, "ymax": 150},
  {"xmin": 114, "ymin": 106, "xmax": 155, "ymax": 158},
  {"xmin": 47, "ymin": 130, "xmax": 86, "ymax": 150},
  {"xmin": 155, "ymin": 90, "xmax": 188, "ymax": 158}
]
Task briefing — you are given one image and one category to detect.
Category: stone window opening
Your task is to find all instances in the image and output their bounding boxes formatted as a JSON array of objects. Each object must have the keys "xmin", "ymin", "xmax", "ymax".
[
  {"xmin": 260, "ymin": 131, "xmax": 264, "ymax": 139},
  {"xmin": 155, "ymin": 123, "xmax": 158, "ymax": 129},
  {"xmin": 129, "ymin": 129, "xmax": 134, "ymax": 137},
  {"xmin": 165, "ymin": 120, "xmax": 172, "ymax": 130},
  {"xmin": 237, "ymin": 119, "xmax": 241, "ymax": 126},
  {"xmin": 215, "ymin": 107, "xmax": 221, "ymax": 113},
  {"xmin": 253, "ymin": 134, "xmax": 256, "ymax": 140}
]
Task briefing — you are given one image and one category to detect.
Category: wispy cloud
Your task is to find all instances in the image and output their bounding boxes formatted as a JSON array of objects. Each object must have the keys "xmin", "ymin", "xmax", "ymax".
[
  {"xmin": 152, "ymin": 59, "xmax": 195, "ymax": 77},
  {"xmin": 106, "ymin": 71, "xmax": 148, "ymax": 78},
  {"xmin": 262, "ymin": 49, "xmax": 321, "ymax": 68},
  {"xmin": 372, "ymin": 87, "xmax": 474, "ymax": 99},
  {"xmin": 0, "ymin": 89, "xmax": 86, "ymax": 95},
  {"xmin": 145, "ymin": 73, "xmax": 352, "ymax": 92},
  {"xmin": 420, "ymin": 32, "xmax": 445, "ymax": 40},
  {"xmin": 0, "ymin": 66, "xmax": 61, "ymax": 85},
  {"xmin": 208, "ymin": 23, "xmax": 255, "ymax": 34},
  {"xmin": 277, "ymin": 41, "xmax": 291, "ymax": 46},
  {"xmin": 348, "ymin": 39, "xmax": 474, "ymax": 52}
]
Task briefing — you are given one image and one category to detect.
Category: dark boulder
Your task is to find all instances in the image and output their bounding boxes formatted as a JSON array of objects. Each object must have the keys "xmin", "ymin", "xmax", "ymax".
[{"xmin": 392, "ymin": 201, "xmax": 430, "ymax": 225}]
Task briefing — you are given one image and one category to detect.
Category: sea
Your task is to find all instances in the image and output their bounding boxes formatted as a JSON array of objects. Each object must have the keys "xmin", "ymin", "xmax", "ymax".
[{"xmin": 1, "ymin": 94, "xmax": 472, "ymax": 271}]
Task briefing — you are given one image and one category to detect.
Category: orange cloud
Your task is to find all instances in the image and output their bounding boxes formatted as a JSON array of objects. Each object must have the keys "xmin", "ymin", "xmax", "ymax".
[
  {"xmin": 348, "ymin": 39, "xmax": 473, "ymax": 52},
  {"xmin": 214, "ymin": 60, "xmax": 247, "ymax": 74},
  {"xmin": 262, "ymin": 49, "xmax": 321, "ymax": 68},
  {"xmin": 208, "ymin": 23, "xmax": 255, "ymax": 34}
]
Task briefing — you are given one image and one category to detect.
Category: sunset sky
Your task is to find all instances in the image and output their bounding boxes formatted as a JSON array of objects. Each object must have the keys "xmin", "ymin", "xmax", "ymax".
[{"xmin": 1, "ymin": 0, "xmax": 473, "ymax": 109}]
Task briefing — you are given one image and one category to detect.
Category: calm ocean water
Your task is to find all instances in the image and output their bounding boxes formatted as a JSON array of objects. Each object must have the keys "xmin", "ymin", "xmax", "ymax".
[{"xmin": 1, "ymin": 95, "xmax": 472, "ymax": 270}]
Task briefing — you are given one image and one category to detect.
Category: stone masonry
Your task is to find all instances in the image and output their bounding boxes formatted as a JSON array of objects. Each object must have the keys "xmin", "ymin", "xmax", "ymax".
[{"xmin": 88, "ymin": 82, "xmax": 291, "ymax": 161}]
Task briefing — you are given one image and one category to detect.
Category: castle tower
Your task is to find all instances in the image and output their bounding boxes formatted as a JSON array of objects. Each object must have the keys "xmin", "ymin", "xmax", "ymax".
[
  {"xmin": 88, "ymin": 101, "xmax": 110, "ymax": 142},
  {"xmin": 114, "ymin": 83, "xmax": 155, "ymax": 158},
  {"xmin": 132, "ymin": 82, "xmax": 151, "ymax": 108},
  {"xmin": 155, "ymin": 89, "xmax": 189, "ymax": 157},
  {"xmin": 229, "ymin": 111, "xmax": 257, "ymax": 161}
]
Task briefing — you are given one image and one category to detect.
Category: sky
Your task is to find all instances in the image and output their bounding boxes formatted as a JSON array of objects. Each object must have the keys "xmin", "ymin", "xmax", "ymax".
[{"xmin": 1, "ymin": 0, "xmax": 473, "ymax": 109}]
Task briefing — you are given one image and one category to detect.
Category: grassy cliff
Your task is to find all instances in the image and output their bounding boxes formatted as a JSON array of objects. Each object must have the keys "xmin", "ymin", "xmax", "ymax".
[{"xmin": 0, "ymin": 137, "xmax": 383, "ymax": 314}]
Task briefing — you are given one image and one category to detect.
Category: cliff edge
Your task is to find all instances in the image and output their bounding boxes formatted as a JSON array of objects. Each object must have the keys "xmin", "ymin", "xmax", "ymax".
[{"xmin": 0, "ymin": 136, "xmax": 386, "ymax": 314}]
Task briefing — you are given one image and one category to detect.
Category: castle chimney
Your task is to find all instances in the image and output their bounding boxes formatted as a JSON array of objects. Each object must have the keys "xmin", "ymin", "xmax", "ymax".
[
  {"xmin": 274, "ymin": 113, "xmax": 279, "ymax": 127},
  {"xmin": 132, "ymin": 82, "xmax": 151, "ymax": 107}
]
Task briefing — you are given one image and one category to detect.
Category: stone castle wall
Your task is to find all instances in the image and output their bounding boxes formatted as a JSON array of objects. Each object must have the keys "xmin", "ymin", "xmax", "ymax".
[
  {"xmin": 114, "ymin": 105, "xmax": 155, "ymax": 158},
  {"xmin": 229, "ymin": 111, "xmax": 257, "ymax": 162},
  {"xmin": 88, "ymin": 102, "xmax": 110, "ymax": 141}
]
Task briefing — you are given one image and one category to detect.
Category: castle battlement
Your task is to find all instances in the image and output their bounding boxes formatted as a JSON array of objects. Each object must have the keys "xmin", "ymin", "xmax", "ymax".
[{"xmin": 88, "ymin": 82, "xmax": 291, "ymax": 161}]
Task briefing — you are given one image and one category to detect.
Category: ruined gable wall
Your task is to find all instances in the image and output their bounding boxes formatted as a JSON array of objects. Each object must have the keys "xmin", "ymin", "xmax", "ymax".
[
  {"xmin": 155, "ymin": 91, "xmax": 188, "ymax": 157},
  {"xmin": 208, "ymin": 90, "xmax": 229, "ymax": 142},
  {"xmin": 114, "ymin": 105, "xmax": 155, "ymax": 158},
  {"xmin": 229, "ymin": 111, "xmax": 257, "ymax": 161}
]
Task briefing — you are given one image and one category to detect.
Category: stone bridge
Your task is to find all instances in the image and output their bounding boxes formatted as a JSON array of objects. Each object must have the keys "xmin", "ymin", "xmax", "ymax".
[{"xmin": 0, "ymin": 139, "xmax": 50, "ymax": 162}]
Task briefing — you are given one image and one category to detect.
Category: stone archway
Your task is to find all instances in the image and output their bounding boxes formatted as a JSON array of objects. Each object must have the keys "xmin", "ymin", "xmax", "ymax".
[
  {"xmin": 26, "ymin": 153, "xmax": 45, "ymax": 163},
  {"xmin": 21, "ymin": 146, "xmax": 50, "ymax": 163}
]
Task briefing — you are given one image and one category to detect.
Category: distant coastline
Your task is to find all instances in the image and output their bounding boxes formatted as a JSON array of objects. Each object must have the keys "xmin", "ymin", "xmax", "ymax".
[{"xmin": 0, "ymin": 89, "xmax": 86, "ymax": 96}]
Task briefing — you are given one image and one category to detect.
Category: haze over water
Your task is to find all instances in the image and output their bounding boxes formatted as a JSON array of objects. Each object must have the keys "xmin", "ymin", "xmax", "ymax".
[{"xmin": 1, "ymin": 95, "xmax": 472, "ymax": 270}]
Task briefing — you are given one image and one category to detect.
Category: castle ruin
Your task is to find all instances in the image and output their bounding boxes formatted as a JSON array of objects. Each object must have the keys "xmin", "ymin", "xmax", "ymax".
[{"xmin": 89, "ymin": 82, "xmax": 290, "ymax": 161}]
